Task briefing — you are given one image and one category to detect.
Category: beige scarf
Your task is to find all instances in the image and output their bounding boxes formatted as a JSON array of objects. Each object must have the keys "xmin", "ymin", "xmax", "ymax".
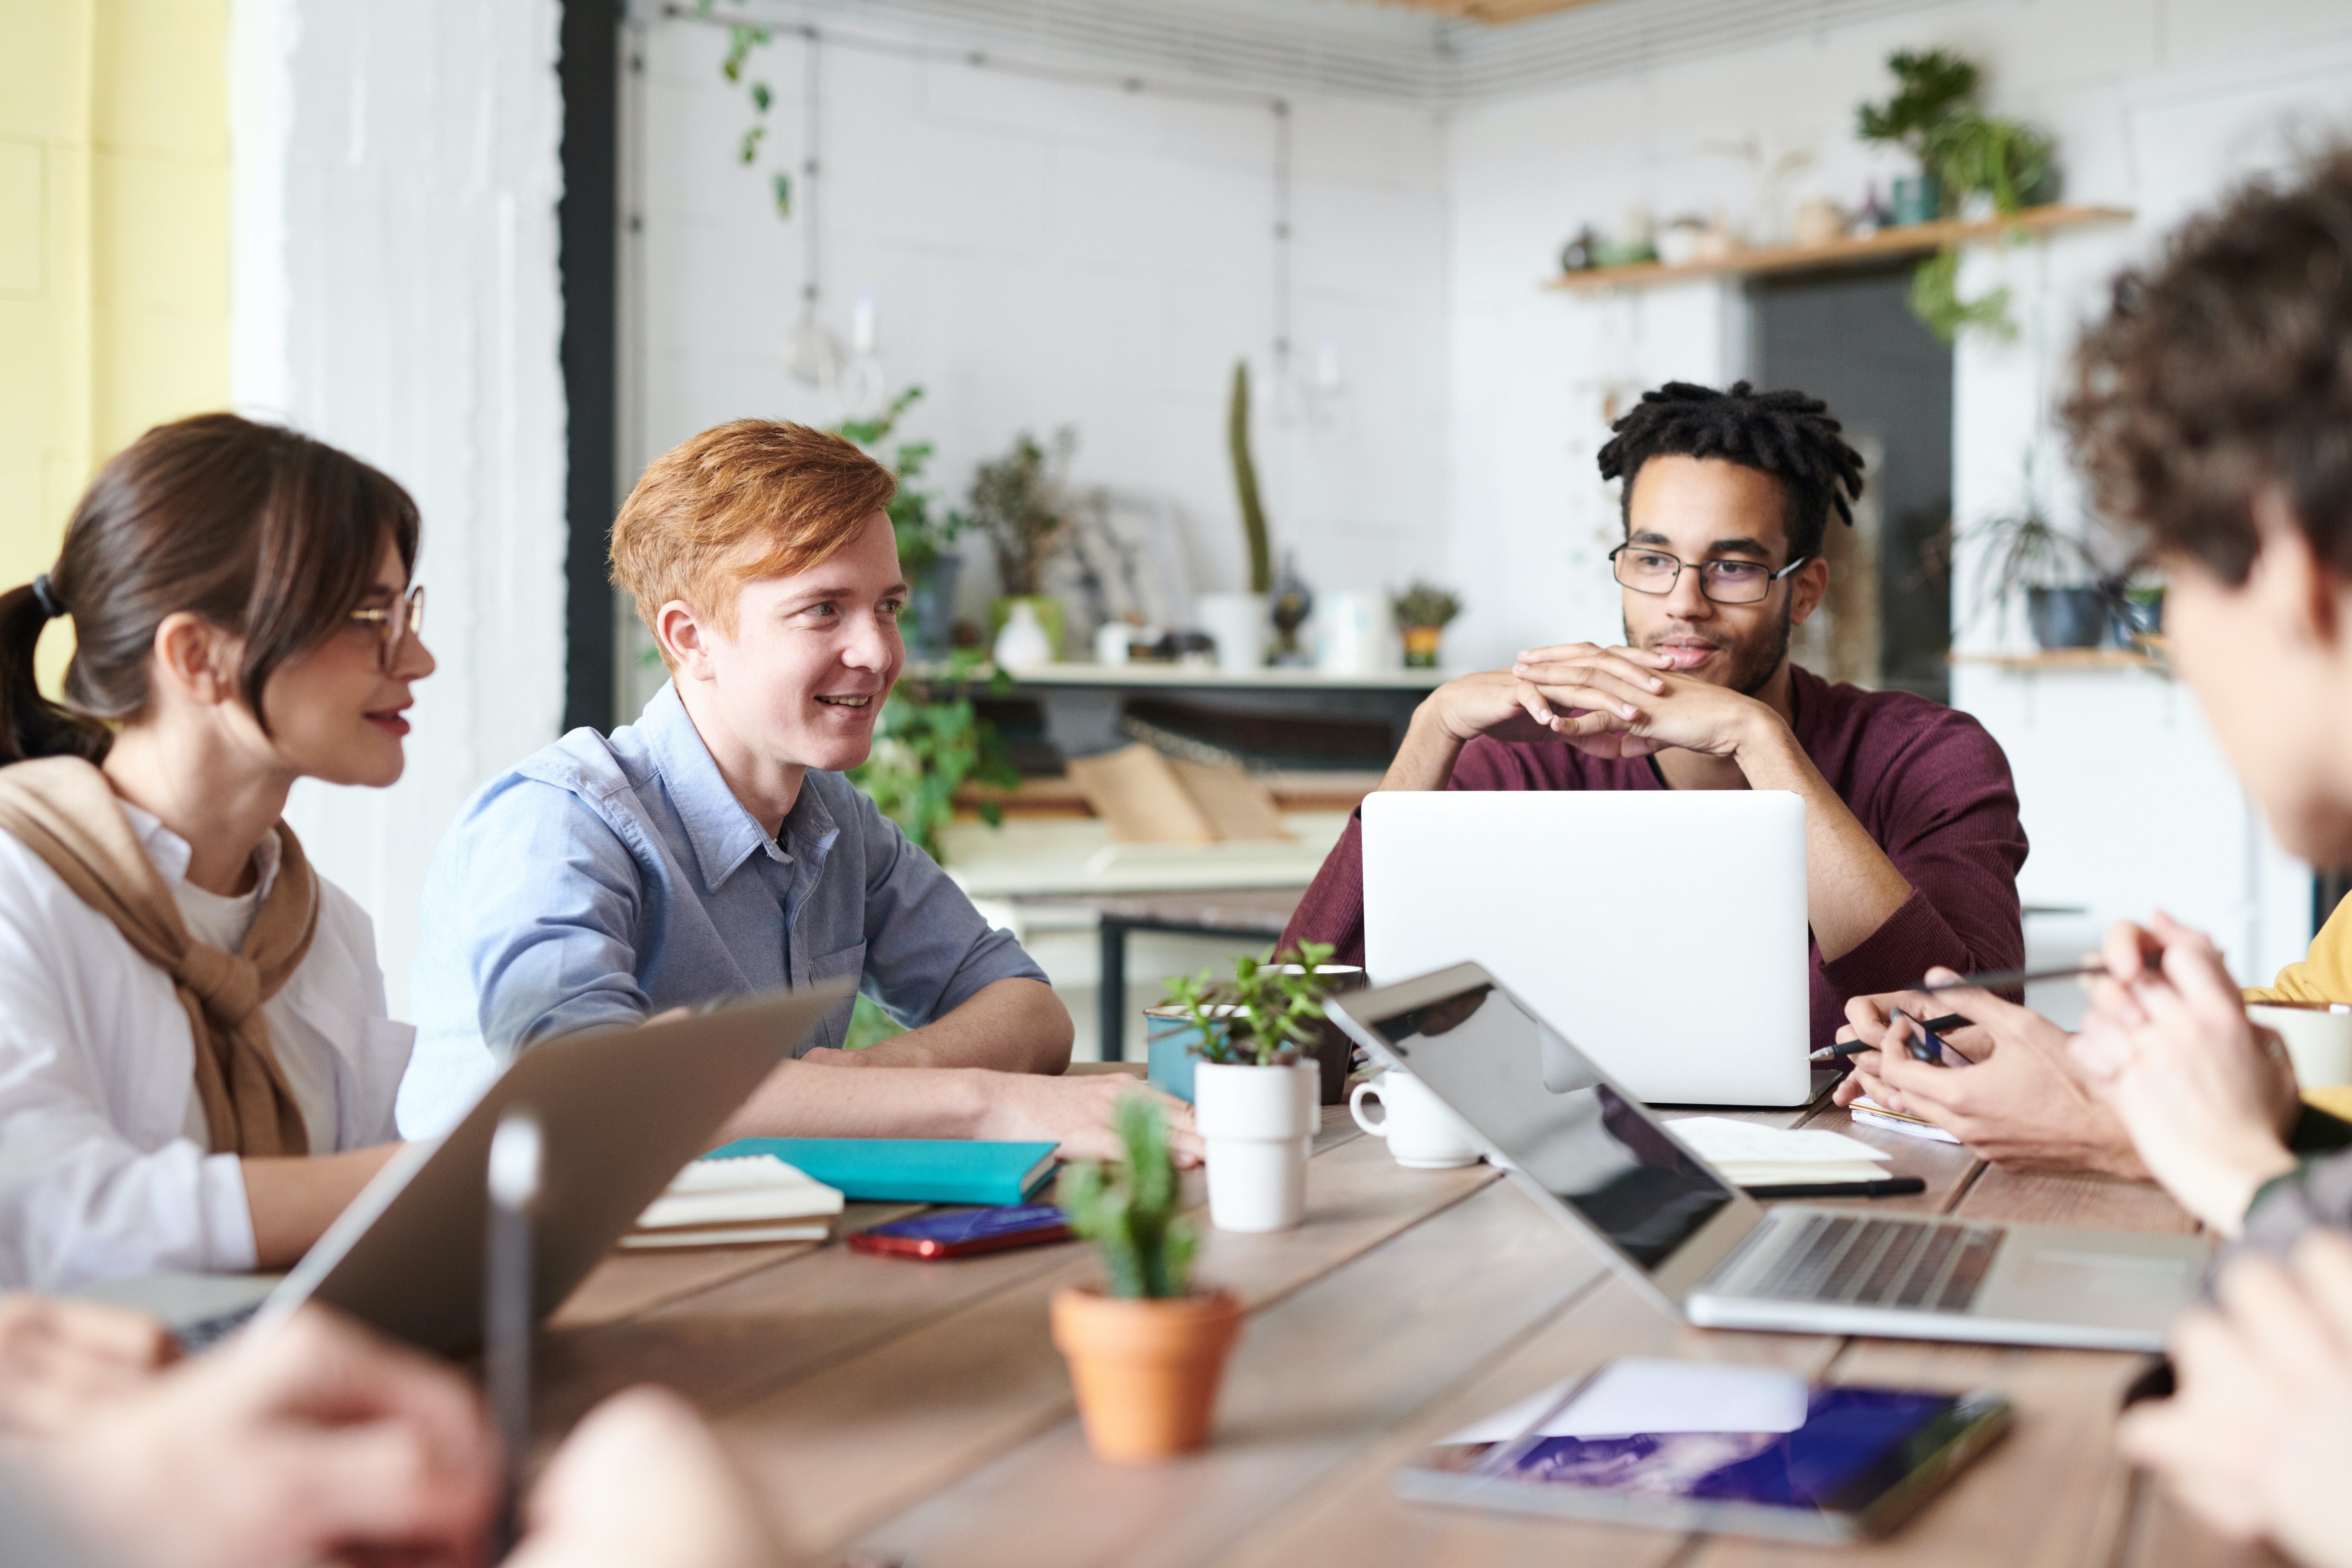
[{"xmin": 0, "ymin": 757, "xmax": 318, "ymax": 1156}]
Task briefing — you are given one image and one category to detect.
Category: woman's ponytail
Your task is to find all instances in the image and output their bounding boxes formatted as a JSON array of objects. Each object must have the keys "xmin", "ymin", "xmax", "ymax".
[
  {"xmin": 0, "ymin": 580, "xmax": 108, "ymax": 767},
  {"xmin": 0, "ymin": 415, "xmax": 419, "ymax": 769}
]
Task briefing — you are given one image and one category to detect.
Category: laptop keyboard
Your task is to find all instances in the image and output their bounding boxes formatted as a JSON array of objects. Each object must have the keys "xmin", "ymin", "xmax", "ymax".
[{"xmin": 1745, "ymin": 1214, "xmax": 2001, "ymax": 1316}]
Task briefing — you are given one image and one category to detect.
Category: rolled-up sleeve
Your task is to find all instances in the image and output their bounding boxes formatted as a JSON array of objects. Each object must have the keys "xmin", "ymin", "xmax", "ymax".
[
  {"xmin": 401, "ymin": 775, "xmax": 653, "ymax": 1137},
  {"xmin": 842, "ymin": 785, "xmax": 1046, "ymax": 1027}
]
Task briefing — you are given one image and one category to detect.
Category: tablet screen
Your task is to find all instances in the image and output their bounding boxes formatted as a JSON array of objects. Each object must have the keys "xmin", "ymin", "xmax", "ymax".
[
  {"xmin": 1365, "ymin": 984, "xmax": 1733, "ymax": 1268},
  {"xmin": 1421, "ymin": 1386, "xmax": 1967, "ymax": 1512}
]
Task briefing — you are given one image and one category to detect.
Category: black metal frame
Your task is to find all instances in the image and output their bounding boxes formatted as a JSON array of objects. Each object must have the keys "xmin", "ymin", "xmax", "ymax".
[{"xmin": 559, "ymin": 0, "xmax": 622, "ymax": 733}]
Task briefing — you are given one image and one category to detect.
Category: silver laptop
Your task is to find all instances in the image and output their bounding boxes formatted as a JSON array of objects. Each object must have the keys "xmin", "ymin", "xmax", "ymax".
[
  {"xmin": 1361, "ymin": 790, "xmax": 1811, "ymax": 1106},
  {"xmin": 1326, "ymin": 964, "xmax": 2208, "ymax": 1352},
  {"xmin": 82, "ymin": 985, "xmax": 844, "ymax": 1354}
]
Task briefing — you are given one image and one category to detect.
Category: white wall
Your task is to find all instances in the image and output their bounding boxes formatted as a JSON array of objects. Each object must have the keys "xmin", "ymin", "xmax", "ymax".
[
  {"xmin": 230, "ymin": 0, "xmax": 569, "ymax": 1016},
  {"xmin": 623, "ymin": 9, "xmax": 1450, "ymax": 681},
  {"xmin": 1443, "ymin": 0, "xmax": 2352, "ymax": 985}
]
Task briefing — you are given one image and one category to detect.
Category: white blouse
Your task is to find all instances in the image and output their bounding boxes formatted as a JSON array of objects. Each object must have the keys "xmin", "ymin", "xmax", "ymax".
[{"xmin": 0, "ymin": 806, "xmax": 410, "ymax": 1289}]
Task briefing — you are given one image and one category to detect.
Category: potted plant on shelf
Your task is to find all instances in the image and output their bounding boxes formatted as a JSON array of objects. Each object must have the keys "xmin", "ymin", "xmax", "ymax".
[
  {"xmin": 1197, "ymin": 359, "xmax": 1276, "ymax": 672},
  {"xmin": 1051, "ymin": 1096, "xmax": 1243, "ymax": 1465},
  {"xmin": 837, "ymin": 386, "xmax": 962, "ymax": 661},
  {"xmin": 1971, "ymin": 490, "xmax": 2108, "ymax": 650},
  {"xmin": 1390, "ymin": 582, "xmax": 1463, "ymax": 670},
  {"xmin": 957, "ymin": 428, "xmax": 1080, "ymax": 666},
  {"xmin": 1161, "ymin": 944, "xmax": 1338, "ymax": 1233}
]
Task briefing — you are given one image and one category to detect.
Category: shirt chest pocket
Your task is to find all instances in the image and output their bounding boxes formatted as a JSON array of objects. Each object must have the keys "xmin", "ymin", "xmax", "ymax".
[{"xmin": 802, "ymin": 940, "xmax": 867, "ymax": 1055}]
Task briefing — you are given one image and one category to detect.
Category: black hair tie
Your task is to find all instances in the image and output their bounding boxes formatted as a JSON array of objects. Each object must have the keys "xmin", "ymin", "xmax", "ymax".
[{"xmin": 29, "ymin": 575, "xmax": 64, "ymax": 621}]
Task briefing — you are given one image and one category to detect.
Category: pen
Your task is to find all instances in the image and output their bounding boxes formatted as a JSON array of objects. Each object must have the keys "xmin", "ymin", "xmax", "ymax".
[
  {"xmin": 1742, "ymin": 1177, "xmax": 1927, "ymax": 1200},
  {"xmin": 486, "ymin": 1107, "xmax": 543, "ymax": 1559},
  {"xmin": 1918, "ymin": 962, "xmax": 2110, "ymax": 993},
  {"xmin": 1809, "ymin": 1014, "xmax": 1969, "ymax": 1061}
]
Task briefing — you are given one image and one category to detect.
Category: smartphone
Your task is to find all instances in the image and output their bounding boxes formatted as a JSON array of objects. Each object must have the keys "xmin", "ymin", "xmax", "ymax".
[
  {"xmin": 1400, "ymin": 1359, "xmax": 2011, "ymax": 1544},
  {"xmin": 1898, "ymin": 1016, "xmax": 1965, "ymax": 1069},
  {"xmin": 847, "ymin": 1204, "xmax": 1070, "ymax": 1260}
]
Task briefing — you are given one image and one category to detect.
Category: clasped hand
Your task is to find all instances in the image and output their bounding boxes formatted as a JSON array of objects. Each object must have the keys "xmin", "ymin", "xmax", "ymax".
[
  {"xmin": 1421, "ymin": 644, "xmax": 1765, "ymax": 761},
  {"xmin": 2070, "ymin": 912, "xmax": 2301, "ymax": 1235},
  {"xmin": 1830, "ymin": 971, "xmax": 2145, "ymax": 1176}
]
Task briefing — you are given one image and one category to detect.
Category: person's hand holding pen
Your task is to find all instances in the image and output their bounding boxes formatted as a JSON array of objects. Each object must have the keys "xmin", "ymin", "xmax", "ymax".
[
  {"xmin": 1828, "ymin": 970, "xmax": 2147, "ymax": 1177},
  {"xmin": 2071, "ymin": 912, "xmax": 2302, "ymax": 1235}
]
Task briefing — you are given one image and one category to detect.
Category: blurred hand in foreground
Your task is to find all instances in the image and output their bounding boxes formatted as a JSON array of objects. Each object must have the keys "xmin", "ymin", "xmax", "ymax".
[{"xmin": 2072, "ymin": 913, "xmax": 2300, "ymax": 1234}]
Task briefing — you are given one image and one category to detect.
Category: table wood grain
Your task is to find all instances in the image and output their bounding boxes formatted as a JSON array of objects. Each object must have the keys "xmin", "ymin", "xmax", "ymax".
[{"xmin": 534, "ymin": 1094, "xmax": 2232, "ymax": 1568}]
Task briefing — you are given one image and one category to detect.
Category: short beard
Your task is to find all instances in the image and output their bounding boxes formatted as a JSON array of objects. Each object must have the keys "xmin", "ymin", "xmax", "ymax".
[{"xmin": 1624, "ymin": 593, "xmax": 1795, "ymax": 699}]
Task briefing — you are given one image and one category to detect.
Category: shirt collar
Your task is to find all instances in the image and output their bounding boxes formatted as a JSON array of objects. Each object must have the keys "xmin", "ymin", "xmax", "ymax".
[
  {"xmin": 637, "ymin": 681, "xmax": 800, "ymax": 892},
  {"xmin": 118, "ymin": 800, "xmax": 283, "ymax": 902}
]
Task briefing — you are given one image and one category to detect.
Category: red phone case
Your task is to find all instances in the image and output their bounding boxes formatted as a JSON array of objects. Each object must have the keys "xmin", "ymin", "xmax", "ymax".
[{"xmin": 846, "ymin": 1220, "xmax": 1072, "ymax": 1260}]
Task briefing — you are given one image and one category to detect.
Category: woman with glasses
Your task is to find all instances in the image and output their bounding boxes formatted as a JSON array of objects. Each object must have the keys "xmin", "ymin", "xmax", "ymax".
[{"xmin": 0, "ymin": 413, "xmax": 432, "ymax": 1289}]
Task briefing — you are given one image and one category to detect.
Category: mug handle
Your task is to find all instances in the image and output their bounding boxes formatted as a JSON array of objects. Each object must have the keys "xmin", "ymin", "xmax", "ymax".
[{"xmin": 1349, "ymin": 1079, "xmax": 1389, "ymax": 1138}]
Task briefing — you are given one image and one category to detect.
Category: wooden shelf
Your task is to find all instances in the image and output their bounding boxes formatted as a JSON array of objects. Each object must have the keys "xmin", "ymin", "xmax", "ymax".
[
  {"xmin": 906, "ymin": 660, "xmax": 1448, "ymax": 692},
  {"xmin": 1948, "ymin": 646, "xmax": 2166, "ymax": 673},
  {"xmin": 1544, "ymin": 203, "xmax": 2134, "ymax": 292}
]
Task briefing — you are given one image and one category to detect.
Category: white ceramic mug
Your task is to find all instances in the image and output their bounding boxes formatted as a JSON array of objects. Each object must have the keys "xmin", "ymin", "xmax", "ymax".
[
  {"xmin": 2249, "ymin": 1002, "xmax": 2352, "ymax": 1089},
  {"xmin": 1349, "ymin": 1071, "xmax": 1480, "ymax": 1169}
]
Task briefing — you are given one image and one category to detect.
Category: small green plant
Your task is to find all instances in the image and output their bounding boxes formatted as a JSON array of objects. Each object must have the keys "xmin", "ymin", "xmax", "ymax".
[
  {"xmin": 847, "ymin": 650, "xmax": 1021, "ymax": 860},
  {"xmin": 1228, "ymin": 361, "xmax": 1273, "ymax": 595},
  {"xmin": 1389, "ymin": 582, "xmax": 1463, "ymax": 631},
  {"xmin": 1857, "ymin": 47, "xmax": 2057, "ymax": 341},
  {"xmin": 696, "ymin": 0, "xmax": 791, "ymax": 218},
  {"xmin": 956, "ymin": 430, "xmax": 1079, "ymax": 598},
  {"xmin": 1907, "ymin": 249, "xmax": 2015, "ymax": 346},
  {"xmin": 1967, "ymin": 462, "xmax": 2096, "ymax": 629},
  {"xmin": 1058, "ymin": 1095, "xmax": 1197, "ymax": 1299},
  {"xmin": 1162, "ymin": 942, "xmax": 1339, "ymax": 1068},
  {"xmin": 1855, "ymin": 49, "xmax": 1981, "ymax": 164},
  {"xmin": 835, "ymin": 386, "xmax": 961, "ymax": 579}
]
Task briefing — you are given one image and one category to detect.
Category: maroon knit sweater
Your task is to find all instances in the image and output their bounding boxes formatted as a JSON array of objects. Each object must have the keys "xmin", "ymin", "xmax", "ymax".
[{"xmin": 1281, "ymin": 665, "xmax": 2028, "ymax": 1053}]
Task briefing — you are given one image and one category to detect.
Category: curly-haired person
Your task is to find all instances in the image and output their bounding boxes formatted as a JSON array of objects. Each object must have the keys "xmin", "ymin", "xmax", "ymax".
[{"xmin": 1281, "ymin": 380, "xmax": 2038, "ymax": 1119}]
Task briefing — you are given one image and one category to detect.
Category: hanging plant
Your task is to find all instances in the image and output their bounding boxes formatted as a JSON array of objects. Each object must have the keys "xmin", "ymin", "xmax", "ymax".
[{"xmin": 1907, "ymin": 250, "xmax": 2016, "ymax": 346}]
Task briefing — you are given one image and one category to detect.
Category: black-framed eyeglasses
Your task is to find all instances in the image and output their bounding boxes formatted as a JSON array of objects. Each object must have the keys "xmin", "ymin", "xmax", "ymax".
[
  {"xmin": 1608, "ymin": 544, "xmax": 1811, "ymax": 606},
  {"xmin": 348, "ymin": 584, "xmax": 425, "ymax": 670}
]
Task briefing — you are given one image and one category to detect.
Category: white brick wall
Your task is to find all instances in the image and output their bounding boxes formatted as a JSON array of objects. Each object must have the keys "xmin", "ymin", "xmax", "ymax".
[{"xmin": 230, "ymin": 0, "xmax": 569, "ymax": 1017}]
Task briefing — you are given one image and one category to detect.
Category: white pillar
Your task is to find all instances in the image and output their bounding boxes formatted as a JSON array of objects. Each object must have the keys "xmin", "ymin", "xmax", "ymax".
[{"xmin": 230, "ymin": 0, "xmax": 570, "ymax": 1016}]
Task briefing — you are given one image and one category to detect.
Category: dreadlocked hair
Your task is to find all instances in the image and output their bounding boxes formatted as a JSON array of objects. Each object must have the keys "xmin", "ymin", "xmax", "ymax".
[{"xmin": 1596, "ymin": 381, "xmax": 1866, "ymax": 563}]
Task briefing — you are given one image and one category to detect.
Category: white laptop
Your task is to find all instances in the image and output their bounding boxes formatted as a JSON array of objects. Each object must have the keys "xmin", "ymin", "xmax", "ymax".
[
  {"xmin": 1327, "ymin": 964, "xmax": 2208, "ymax": 1353},
  {"xmin": 1362, "ymin": 789, "xmax": 1811, "ymax": 1106}
]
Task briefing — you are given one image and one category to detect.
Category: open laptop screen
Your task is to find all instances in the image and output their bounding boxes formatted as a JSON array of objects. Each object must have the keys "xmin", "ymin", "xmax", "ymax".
[{"xmin": 1364, "ymin": 982, "xmax": 1735, "ymax": 1269}]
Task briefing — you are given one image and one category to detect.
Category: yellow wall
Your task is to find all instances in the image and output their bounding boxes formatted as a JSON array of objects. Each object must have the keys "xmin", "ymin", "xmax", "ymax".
[{"xmin": 0, "ymin": 0, "xmax": 229, "ymax": 675}]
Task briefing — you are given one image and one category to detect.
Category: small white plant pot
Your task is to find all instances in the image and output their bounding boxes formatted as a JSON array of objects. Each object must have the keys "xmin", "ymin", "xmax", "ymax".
[{"xmin": 1193, "ymin": 1060, "xmax": 1317, "ymax": 1233}]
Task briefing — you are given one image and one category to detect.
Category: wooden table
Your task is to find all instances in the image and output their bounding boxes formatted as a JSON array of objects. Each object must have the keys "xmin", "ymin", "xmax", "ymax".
[{"xmin": 535, "ymin": 1085, "xmax": 2259, "ymax": 1568}]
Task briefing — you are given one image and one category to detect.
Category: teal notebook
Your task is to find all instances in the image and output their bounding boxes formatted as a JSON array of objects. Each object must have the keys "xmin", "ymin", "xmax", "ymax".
[{"xmin": 702, "ymin": 1138, "xmax": 1059, "ymax": 1206}]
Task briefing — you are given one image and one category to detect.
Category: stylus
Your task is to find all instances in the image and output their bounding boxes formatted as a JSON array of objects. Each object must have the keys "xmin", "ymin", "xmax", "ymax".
[
  {"xmin": 1811, "ymin": 1014, "xmax": 1969, "ymax": 1060},
  {"xmin": 1740, "ymin": 1177, "xmax": 1927, "ymax": 1199},
  {"xmin": 1919, "ymin": 962, "xmax": 2110, "ymax": 993},
  {"xmin": 486, "ymin": 1108, "xmax": 543, "ymax": 1559}
]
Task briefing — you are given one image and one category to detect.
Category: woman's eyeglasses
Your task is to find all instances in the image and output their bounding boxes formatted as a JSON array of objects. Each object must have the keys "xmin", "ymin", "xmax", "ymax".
[
  {"xmin": 348, "ymin": 585, "xmax": 425, "ymax": 671},
  {"xmin": 1608, "ymin": 544, "xmax": 1811, "ymax": 605}
]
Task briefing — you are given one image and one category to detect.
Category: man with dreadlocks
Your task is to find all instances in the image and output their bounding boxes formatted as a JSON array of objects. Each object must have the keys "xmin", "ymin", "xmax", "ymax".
[{"xmin": 1286, "ymin": 380, "xmax": 2052, "ymax": 1120}]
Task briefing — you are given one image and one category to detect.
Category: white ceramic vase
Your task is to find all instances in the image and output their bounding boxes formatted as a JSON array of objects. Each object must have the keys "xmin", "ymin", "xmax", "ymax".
[
  {"xmin": 1195, "ymin": 592, "xmax": 1271, "ymax": 673},
  {"xmin": 992, "ymin": 599, "xmax": 1055, "ymax": 669},
  {"xmin": 1192, "ymin": 1060, "xmax": 1317, "ymax": 1232}
]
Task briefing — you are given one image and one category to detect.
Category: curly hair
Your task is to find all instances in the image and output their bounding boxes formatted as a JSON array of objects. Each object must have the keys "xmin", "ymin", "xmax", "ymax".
[
  {"xmin": 2065, "ymin": 147, "xmax": 2352, "ymax": 586},
  {"xmin": 1596, "ymin": 380, "xmax": 1866, "ymax": 562}
]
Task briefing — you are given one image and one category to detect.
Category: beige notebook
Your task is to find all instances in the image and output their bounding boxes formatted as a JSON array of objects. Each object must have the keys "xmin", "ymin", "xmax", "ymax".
[{"xmin": 1067, "ymin": 743, "xmax": 1294, "ymax": 845}]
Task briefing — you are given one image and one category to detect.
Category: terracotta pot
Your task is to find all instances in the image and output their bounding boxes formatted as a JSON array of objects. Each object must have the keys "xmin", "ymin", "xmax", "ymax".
[
  {"xmin": 1051, "ymin": 1286, "xmax": 1244, "ymax": 1463},
  {"xmin": 1400, "ymin": 624, "xmax": 1444, "ymax": 668}
]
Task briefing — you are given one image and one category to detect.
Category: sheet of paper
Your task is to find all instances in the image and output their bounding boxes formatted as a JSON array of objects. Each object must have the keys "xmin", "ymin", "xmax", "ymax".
[
  {"xmin": 1849, "ymin": 1099, "xmax": 1963, "ymax": 1145},
  {"xmin": 1711, "ymin": 1160, "xmax": 1896, "ymax": 1186},
  {"xmin": 1665, "ymin": 1116, "xmax": 1890, "ymax": 1168},
  {"xmin": 1442, "ymin": 1358, "xmax": 1811, "ymax": 1445}
]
